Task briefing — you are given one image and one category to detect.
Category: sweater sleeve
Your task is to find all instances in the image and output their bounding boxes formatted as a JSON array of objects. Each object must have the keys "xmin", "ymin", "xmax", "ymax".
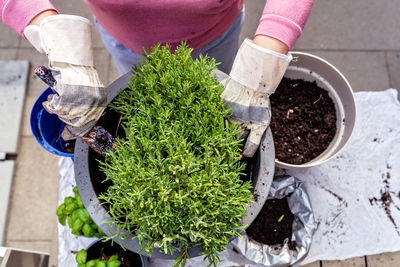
[
  {"xmin": 0, "ymin": 0, "xmax": 57, "ymax": 36},
  {"xmin": 255, "ymin": 0, "xmax": 314, "ymax": 50}
]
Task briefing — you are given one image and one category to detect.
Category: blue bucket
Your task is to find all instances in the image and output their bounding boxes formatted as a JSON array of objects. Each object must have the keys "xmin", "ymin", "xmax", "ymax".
[{"xmin": 30, "ymin": 87, "xmax": 74, "ymax": 157}]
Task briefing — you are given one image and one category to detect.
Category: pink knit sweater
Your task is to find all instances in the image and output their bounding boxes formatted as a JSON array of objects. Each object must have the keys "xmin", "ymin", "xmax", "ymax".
[{"xmin": 0, "ymin": 0, "xmax": 313, "ymax": 53}]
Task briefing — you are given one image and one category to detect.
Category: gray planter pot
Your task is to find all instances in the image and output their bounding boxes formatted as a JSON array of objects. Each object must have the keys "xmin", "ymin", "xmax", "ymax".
[{"xmin": 74, "ymin": 72, "xmax": 275, "ymax": 259}]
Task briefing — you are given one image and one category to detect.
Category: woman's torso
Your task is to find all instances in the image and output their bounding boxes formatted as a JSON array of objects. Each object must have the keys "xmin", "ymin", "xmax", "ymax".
[{"xmin": 84, "ymin": 0, "xmax": 243, "ymax": 53}]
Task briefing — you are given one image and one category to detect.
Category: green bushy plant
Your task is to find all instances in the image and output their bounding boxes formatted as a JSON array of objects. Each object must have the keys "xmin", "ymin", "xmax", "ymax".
[
  {"xmin": 99, "ymin": 43, "xmax": 253, "ymax": 266},
  {"xmin": 57, "ymin": 187, "xmax": 105, "ymax": 238},
  {"xmin": 75, "ymin": 249, "xmax": 121, "ymax": 267}
]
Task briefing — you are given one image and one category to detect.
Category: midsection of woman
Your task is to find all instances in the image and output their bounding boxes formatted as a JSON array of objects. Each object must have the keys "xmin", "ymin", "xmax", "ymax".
[
  {"xmin": 84, "ymin": 0, "xmax": 244, "ymax": 53},
  {"xmin": 1, "ymin": 0, "xmax": 313, "ymax": 54}
]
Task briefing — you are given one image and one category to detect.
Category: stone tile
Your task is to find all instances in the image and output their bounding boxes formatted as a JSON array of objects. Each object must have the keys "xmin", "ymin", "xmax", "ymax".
[
  {"xmin": 302, "ymin": 261, "xmax": 321, "ymax": 267},
  {"xmin": 92, "ymin": 22, "xmax": 107, "ymax": 50},
  {"xmin": 108, "ymin": 60, "xmax": 121, "ymax": 85},
  {"xmin": 19, "ymin": 0, "xmax": 105, "ymax": 49},
  {"xmin": 0, "ymin": 49, "xmax": 18, "ymax": 60},
  {"xmin": 239, "ymin": 0, "xmax": 264, "ymax": 44},
  {"xmin": 48, "ymin": 221, "xmax": 58, "ymax": 267},
  {"xmin": 5, "ymin": 137, "xmax": 59, "ymax": 241},
  {"xmin": 0, "ymin": 24, "xmax": 21, "ymax": 48},
  {"xmin": 386, "ymin": 52, "xmax": 400, "ymax": 91},
  {"xmin": 298, "ymin": 51, "xmax": 391, "ymax": 92},
  {"xmin": 293, "ymin": 0, "xmax": 400, "ymax": 50},
  {"xmin": 16, "ymin": 48, "xmax": 48, "ymax": 98},
  {"xmin": 0, "ymin": 61, "xmax": 29, "ymax": 154},
  {"xmin": 5, "ymin": 241, "xmax": 51, "ymax": 253},
  {"xmin": 322, "ymin": 257, "xmax": 366, "ymax": 267},
  {"xmin": 52, "ymin": 0, "xmax": 93, "ymax": 22},
  {"xmin": 367, "ymin": 252, "xmax": 400, "ymax": 267},
  {"xmin": 0, "ymin": 161, "xmax": 15, "ymax": 245},
  {"xmin": 93, "ymin": 48, "xmax": 111, "ymax": 85},
  {"xmin": 20, "ymin": 96, "xmax": 36, "ymax": 137},
  {"xmin": 17, "ymin": 46, "xmax": 110, "ymax": 96},
  {"xmin": 53, "ymin": 0, "xmax": 105, "ymax": 49},
  {"xmin": 18, "ymin": 37, "xmax": 32, "ymax": 49}
]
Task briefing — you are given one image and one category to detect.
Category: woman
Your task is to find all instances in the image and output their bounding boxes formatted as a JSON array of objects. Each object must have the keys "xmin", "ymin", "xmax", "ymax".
[{"xmin": 1, "ymin": 0, "xmax": 313, "ymax": 157}]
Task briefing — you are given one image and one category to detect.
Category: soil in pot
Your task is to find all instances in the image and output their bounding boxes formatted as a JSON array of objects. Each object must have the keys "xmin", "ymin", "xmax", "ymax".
[
  {"xmin": 86, "ymin": 239, "xmax": 143, "ymax": 267},
  {"xmin": 246, "ymin": 197, "xmax": 297, "ymax": 250},
  {"xmin": 88, "ymin": 105, "xmax": 125, "ymax": 200},
  {"xmin": 239, "ymin": 147, "xmax": 258, "ymax": 185},
  {"xmin": 63, "ymin": 140, "xmax": 75, "ymax": 153},
  {"xmin": 270, "ymin": 77, "xmax": 337, "ymax": 164}
]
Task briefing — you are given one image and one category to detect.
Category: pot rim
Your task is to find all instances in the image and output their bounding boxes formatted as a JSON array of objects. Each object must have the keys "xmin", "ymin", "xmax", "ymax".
[
  {"xmin": 30, "ymin": 87, "xmax": 73, "ymax": 157},
  {"xmin": 275, "ymin": 51, "xmax": 356, "ymax": 169},
  {"xmin": 74, "ymin": 71, "xmax": 275, "ymax": 259}
]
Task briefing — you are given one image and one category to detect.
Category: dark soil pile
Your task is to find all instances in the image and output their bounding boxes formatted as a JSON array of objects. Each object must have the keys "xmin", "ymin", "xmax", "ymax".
[
  {"xmin": 270, "ymin": 78, "xmax": 337, "ymax": 164},
  {"xmin": 88, "ymin": 105, "xmax": 122, "ymax": 199},
  {"xmin": 246, "ymin": 197, "xmax": 296, "ymax": 248}
]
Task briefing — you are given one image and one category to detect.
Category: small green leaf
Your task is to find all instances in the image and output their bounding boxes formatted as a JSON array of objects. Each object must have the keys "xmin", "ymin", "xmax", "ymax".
[
  {"xmin": 86, "ymin": 259, "xmax": 96, "ymax": 267},
  {"xmin": 76, "ymin": 249, "xmax": 87, "ymax": 264},
  {"xmin": 56, "ymin": 203, "xmax": 66, "ymax": 216},
  {"xmin": 72, "ymin": 218, "xmax": 84, "ymax": 232},
  {"xmin": 95, "ymin": 260, "xmax": 107, "ymax": 267},
  {"xmin": 66, "ymin": 202, "xmax": 78, "ymax": 213},
  {"xmin": 67, "ymin": 215, "xmax": 74, "ymax": 228},
  {"xmin": 58, "ymin": 214, "xmax": 67, "ymax": 226},
  {"xmin": 82, "ymin": 223, "xmax": 95, "ymax": 237},
  {"xmin": 107, "ymin": 260, "xmax": 121, "ymax": 267},
  {"xmin": 77, "ymin": 208, "xmax": 91, "ymax": 223},
  {"xmin": 76, "ymin": 195, "xmax": 84, "ymax": 208},
  {"xmin": 108, "ymin": 255, "xmax": 118, "ymax": 261}
]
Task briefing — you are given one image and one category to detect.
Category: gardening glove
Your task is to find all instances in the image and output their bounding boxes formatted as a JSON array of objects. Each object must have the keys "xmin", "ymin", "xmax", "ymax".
[
  {"xmin": 220, "ymin": 38, "xmax": 292, "ymax": 158},
  {"xmin": 24, "ymin": 15, "xmax": 107, "ymax": 140}
]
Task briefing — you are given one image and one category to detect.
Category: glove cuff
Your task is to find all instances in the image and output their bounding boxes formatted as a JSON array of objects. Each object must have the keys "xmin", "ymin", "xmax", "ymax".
[
  {"xmin": 229, "ymin": 38, "xmax": 292, "ymax": 94},
  {"xmin": 24, "ymin": 14, "xmax": 94, "ymax": 66}
]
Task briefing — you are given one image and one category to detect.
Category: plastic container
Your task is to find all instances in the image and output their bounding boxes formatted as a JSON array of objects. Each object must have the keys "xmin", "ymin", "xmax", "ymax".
[
  {"xmin": 276, "ymin": 52, "xmax": 356, "ymax": 169},
  {"xmin": 30, "ymin": 87, "xmax": 74, "ymax": 157}
]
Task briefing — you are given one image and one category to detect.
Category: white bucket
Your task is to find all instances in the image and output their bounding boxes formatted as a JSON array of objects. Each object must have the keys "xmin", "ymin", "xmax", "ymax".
[{"xmin": 275, "ymin": 52, "xmax": 356, "ymax": 169}]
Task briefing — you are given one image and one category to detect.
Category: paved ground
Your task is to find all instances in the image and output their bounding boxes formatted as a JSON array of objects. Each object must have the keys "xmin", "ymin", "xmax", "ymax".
[{"xmin": 1, "ymin": 0, "xmax": 400, "ymax": 266}]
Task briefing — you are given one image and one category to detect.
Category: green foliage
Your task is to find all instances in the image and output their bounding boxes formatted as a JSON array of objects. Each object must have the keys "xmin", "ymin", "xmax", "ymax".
[
  {"xmin": 75, "ymin": 249, "xmax": 121, "ymax": 267},
  {"xmin": 76, "ymin": 249, "xmax": 87, "ymax": 264},
  {"xmin": 57, "ymin": 187, "xmax": 105, "ymax": 238},
  {"xmin": 99, "ymin": 43, "xmax": 253, "ymax": 266}
]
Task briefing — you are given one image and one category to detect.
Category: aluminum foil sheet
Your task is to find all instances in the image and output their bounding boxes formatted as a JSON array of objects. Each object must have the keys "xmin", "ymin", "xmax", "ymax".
[{"xmin": 230, "ymin": 175, "xmax": 316, "ymax": 267}]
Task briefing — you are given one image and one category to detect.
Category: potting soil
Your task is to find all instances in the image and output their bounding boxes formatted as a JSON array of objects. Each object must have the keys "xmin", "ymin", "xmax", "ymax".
[
  {"xmin": 246, "ymin": 198, "xmax": 295, "ymax": 247},
  {"xmin": 280, "ymin": 89, "xmax": 400, "ymax": 265},
  {"xmin": 270, "ymin": 78, "xmax": 336, "ymax": 164},
  {"xmin": 58, "ymin": 89, "xmax": 400, "ymax": 267}
]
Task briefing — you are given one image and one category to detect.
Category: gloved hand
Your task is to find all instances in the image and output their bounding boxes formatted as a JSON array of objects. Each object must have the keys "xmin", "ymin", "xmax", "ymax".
[
  {"xmin": 24, "ymin": 15, "xmax": 106, "ymax": 140},
  {"xmin": 221, "ymin": 38, "xmax": 292, "ymax": 158}
]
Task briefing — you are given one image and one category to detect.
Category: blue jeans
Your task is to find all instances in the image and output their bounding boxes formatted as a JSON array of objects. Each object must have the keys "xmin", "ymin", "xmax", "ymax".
[{"xmin": 95, "ymin": 8, "xmax": 245, "ymax": 75}]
